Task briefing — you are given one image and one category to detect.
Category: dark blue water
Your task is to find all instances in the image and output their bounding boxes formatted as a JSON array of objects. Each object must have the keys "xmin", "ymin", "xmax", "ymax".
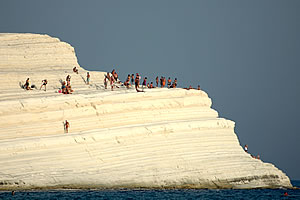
[{"xmin": 0, "ymin": 181, "xmax": 299, "ymax": 200}]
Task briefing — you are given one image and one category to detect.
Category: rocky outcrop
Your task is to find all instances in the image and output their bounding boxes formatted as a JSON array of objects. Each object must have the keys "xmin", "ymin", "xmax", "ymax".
[{"xmin": 0, "ymin": 33, "xmax": 292, "ymax": 190}]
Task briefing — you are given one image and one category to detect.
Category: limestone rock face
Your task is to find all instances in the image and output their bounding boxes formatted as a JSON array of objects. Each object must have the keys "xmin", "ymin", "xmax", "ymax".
[{"xmin": 0, "ymin": 33, "xmax": 292, "ymax": 189}]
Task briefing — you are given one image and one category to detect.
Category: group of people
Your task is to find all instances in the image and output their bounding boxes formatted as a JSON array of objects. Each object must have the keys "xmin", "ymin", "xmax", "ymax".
[
  {"xmin": 113, "ymin": 73, "xmax": 179, "ymax": 92},
  {"xmin": 60, "ymin": 75, "xmax": 74, "ymax": 94},
  {"xmin": 23, "ymin": 67, "xmax": 201, "ymax": 94},
  {"xmin": 104, "ymin": 69, "xmax": 121, "ymax": 90},
  {"xmin": 23, "ymin": 78, "xmax": 47, "ymax": 91},
  {"xmin": 244, "ymin": 144, "xmax": 260, "ymax": 160},
  {"xmin": 184, "ymin": 85, "xmax": 201, "ymax": 90},
  {"xmin": 155, "ymin": 76, "xmax": 177, "ymax": 88}
]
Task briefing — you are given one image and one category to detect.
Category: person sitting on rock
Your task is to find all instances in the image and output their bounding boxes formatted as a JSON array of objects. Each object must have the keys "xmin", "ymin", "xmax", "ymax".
[
  {"xmin": 244, "ymin": 145, "xmax": 248, "ymax": 152},
  {"xmin": 170, "ymin": 82, "xmax": 176, "ymax": 88},
  {"xmin": 66, "ymin": 81, "xmax": 73, "ymax": 93},
  {"xmin": 40, "ymin": 79, "xmax": 48, "ymax": 91},
  {"xmin": 150, "ymin": 82, "xmax": 154, "ymax": 88},
  {"xmin": 174, "ymin": 78, "xmax": 177, "ymax": 88},
  {"xmin": 61, "ymin": 81, "xmax": 67, "ymax": 94},
  {"xmin": 73, "ymin": 67, "xmax": 78, "ymax": 74},
  {"xmin": 123, "ymin": 75, "xmax": 130, "ymax": 89},
  {"xmin": 24, "ymin": 78, "xmax": 32, "ymax": 90},
  {"xmin": 127, "ymin": 74, "xmax": 131, "ymax": 86}
]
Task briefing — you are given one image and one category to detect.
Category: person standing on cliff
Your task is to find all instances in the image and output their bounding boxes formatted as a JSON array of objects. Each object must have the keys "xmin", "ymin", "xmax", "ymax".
[
  {"xmin": 104, "ymin": 73, "xmax": 109, "ymax": 89},
  {"xmin": 64, "ymin": 120, "xmax": 70, "ymax": 133},
  {"xmin": 156, "ymin": 76, "xmax": 159, "ymax": 87},
  {"xmin": 167, "ymin": 77, "xmax": 172, "ymax": 88},
  {"xmin": 86, "ymin": 72, "xmax": 90, "ymax": 85},
  {"xmin": 131, "ymin": 74, "xmax": 135, "ymax": 85},
  {"xmin": 135, "ymin": 73, "xmax": 143, "ymax": 92},
  {"xmin": 142, "ymin": 77, "xmax": 147, "ymax": 89}
]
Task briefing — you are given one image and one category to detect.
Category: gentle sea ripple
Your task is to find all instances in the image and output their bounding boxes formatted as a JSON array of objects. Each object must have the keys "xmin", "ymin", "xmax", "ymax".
[{"xmin": 0, "ymin": 181, "xmax": 299, "ymax": 200}]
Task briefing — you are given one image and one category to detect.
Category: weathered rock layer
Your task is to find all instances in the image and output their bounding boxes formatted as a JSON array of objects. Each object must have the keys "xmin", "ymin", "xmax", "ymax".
[{"xmin": 0, "ymin": 33, "xmax": 292, "ymax": 189}]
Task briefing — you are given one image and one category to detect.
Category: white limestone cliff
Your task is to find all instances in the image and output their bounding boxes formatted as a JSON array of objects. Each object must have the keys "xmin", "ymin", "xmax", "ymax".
[{"xmin": 0, "ymin": 33, "xmax": 292, "ymax": 189}]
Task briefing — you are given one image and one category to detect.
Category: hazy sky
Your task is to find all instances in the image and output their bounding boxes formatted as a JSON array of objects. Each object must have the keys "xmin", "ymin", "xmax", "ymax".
[{"xmin": 1, "ymin": 0, "xmax": 299, "ymax": 179}]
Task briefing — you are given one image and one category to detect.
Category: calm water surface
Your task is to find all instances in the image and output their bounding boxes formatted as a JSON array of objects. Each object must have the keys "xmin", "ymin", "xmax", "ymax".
[{"xmin": 0, "ymin": 181, "xmax": 299, "ymax": 200}]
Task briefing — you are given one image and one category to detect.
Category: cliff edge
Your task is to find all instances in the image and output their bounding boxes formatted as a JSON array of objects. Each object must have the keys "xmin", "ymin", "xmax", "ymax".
[{"xmin": 0, "ymin": 33, "xmax": 292, "ymax": 189}]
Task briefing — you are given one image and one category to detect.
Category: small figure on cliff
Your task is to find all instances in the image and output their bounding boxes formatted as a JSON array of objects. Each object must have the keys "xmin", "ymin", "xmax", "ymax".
[
  {"xmin": 160, "ymin": 76, "xmax": 166, "ymax": 88},
  {"xmin": 197, "ymin": 85, "xmax": 201, "ymax": 90},
  {"xmin": 244, "ymin": 145, "xmax": 248, "ymax": 153},
  {"xmin": 111, "ymin": 69, "xmax": 119, "ymax": 82},
  {"xmin": 64, "ymin": 120, "xmax": 70, "ymax": 133},
  {"xmin": 110, "ymin": 74, "xmax": 115, "ymax": 91},
  {"xmin": 73, "ymin": 67, "xmax": 78, "ymax": 74},
  {"xmin": 142, "ymin": 77, "xmax": 147, "ymax": 89},
  {"xmin": 167, "ymin": 77, "xmax": 172, "ymax": 88},
  {"xmin": 257, "ymin": 154, "xmax": 260, "ymax": 160},
  {"xmin": 131, "ymin": 74, "xmax": 135, "ymax": 85},
  {"xmin": 156, "ymin": 76, "xmax": 159, "ymax": 87},
  {"xmin": 86, "ymin": 72, "xmax": 90, "ymax": 85},
  {"xmin": 124, "ymin": 75, "xmax": 131, "ymax": 89},
  {"xmin": 104, "ymin": 73, "xmax": 109, "ymax": 89},
  {"xmin": 135, "ymin": 73, "xmax": 140, "ymax": 88},
  {"xmin": 170, "ymin": 82, "xmax": 176, "ymax": 88},
  {"xmin": 135, "ymin": 73, "xmax": 143, "ymax": 92},
  {"xmin": 174, "ymin": 78, "xmax": 177, "ymax": 88},
  {"xmin": 66, "ymin": 75, "xmax": 71, "ymax": 82},
  {"xmin": 61, "ymin": 81, "xmax": 71, "ymax": 94},
  {"xmin": 66, "ymin": 80, "xmax": 73, "ymax": 93},
  {"xmin": 149, "ymin": 82, "xmax": 154, "ymax": 88},
  {"xmin": 61, "ymin": 81, "xmax": 67, "ymax": 94},
  {"xmin": 40, "ymin": 79, "xmax": 47, "ymax": 91},
  {"xmin": 24, "ymin": 78, "xmax": 32, "ymax": 90}
]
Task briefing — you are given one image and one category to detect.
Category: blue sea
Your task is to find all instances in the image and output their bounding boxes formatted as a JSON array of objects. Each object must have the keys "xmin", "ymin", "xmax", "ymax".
[{"xmin": 0, "ymin": 181, "xmax": 299, "ymax": 200}]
